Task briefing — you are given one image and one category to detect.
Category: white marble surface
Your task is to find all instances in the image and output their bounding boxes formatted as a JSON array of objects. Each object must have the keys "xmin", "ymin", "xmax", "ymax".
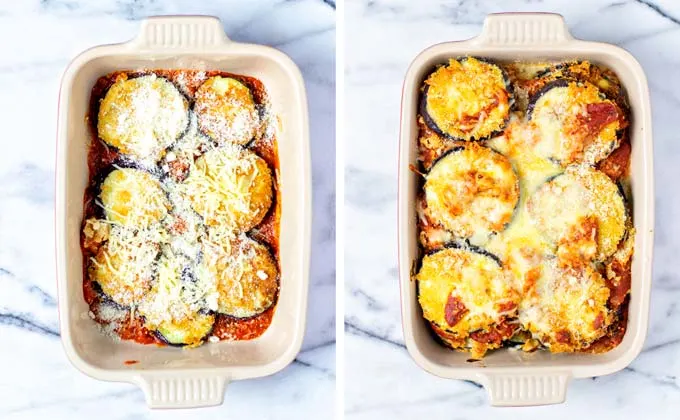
[
  {"xmin": 0, "ymin": 1, "xmax": 335, "ymax": 418},
  {"xmin": 345, "ymin": 0, "xmax": 679, "ymax": 417}
]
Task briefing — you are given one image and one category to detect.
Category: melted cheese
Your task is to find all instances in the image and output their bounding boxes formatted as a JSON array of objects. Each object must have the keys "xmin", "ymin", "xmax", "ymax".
[
  {"xmin": 424, "ymin": 57, "xmax": 510, "ymax": 140},
  {"xmin": 417, "ymin": 248, "xmax": 519, "ymax": 338},
  {"xmin": 424, "ymin": 143, "xmax": 519, "ymax": 241},
  {"xmin": 530, "ymin": 82, "xmax": 620, "ymax": 166},
  {"xmin": 519, "ymin": 260, "xmax": 612, "ymax": 351}
]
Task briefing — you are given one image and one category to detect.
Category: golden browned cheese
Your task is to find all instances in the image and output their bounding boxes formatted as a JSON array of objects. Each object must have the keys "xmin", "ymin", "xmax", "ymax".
[
  {"xmin": 527, "ymin": 166, "xmax": 627, "ymax": 261},
  {"xmin": 530, "ymin": 81, "xmax": 622, "ymax": 166},
  {"xmin": 416, "ymin": 59, "xmax": 633, "ymax": 357},
  {"xmin": 424, "ymin": 57, "xmax": 510, "ymax": 140},
  {"xmin": 519, "ymin": 261, "xmax": 612, "ymax": 352},
  {"xmin": 416, "ymin": 248, "xmax": 519, "ymax": 358},
  {"xmin": 424, "ymin": 143, "xmax": 519, "ymax": 239}
]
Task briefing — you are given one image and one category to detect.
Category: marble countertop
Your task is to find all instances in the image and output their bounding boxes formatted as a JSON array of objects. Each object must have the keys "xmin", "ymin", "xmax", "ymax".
[
  {"xmin": 345, "ymin": 0, "xmax": 679, "ymax": 418},
  {"xmin": 0, "ymin": 1, "xmax": 335, "ymax": 418}
]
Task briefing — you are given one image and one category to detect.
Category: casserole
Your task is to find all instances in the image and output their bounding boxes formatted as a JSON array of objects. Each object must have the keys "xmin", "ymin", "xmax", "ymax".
[
  {"xmin": 56, "ymin": 16, "xmax": 311, "ymax": 409},
  {"xmin": 398, "ymin": 13, "xmax": 654, "ymax": 406}
]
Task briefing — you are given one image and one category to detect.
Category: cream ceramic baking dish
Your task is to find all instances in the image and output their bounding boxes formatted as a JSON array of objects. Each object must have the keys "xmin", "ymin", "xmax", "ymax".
[
  {"xmin": 398, "ymin": 13, "xmax": 654, "ymax": 406},
  {"xmin": 56, "ymin": 16, "xmax": 311, "ymax": 409}
]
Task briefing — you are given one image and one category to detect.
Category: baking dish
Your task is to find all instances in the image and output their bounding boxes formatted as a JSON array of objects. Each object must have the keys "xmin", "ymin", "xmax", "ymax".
[
  {"xmin": 56, "ymin": 16, "xmax": 311, "ymax": 409},
  {"xmin": 398, "ymin": 13, "xmax": 654, "ymax": 406}
]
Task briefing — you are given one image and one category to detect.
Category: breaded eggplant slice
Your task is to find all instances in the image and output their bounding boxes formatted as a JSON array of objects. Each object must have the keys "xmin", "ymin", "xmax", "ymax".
[
  {"xmin": 527, "ymin": 166, "xmax": 626, "ymax": 262},
  {"xmin": 99, "ymin": 168, "xmax": 170, "ymax": 228},
  {"xmin": 194, "ymin": 76, "xmax": 260, "ymax": 145},
  {"xmin": 182, "ymin": 146, "xmax": 273, "ymax": 233},
  {"xmin": 98, "ymin": 74, "xmax": 189, "ymax": 161},
  {"xmin": 424, "ymin": 143, "xmax": 519, "ymax": 239},
  {"xmin": 421, "ymin": 57, "xmax": 512, "ymax": 141},
  {"xmin": 528, "ymin": 80, "xmax": 623, "ymax": 166},
  {"xmin": 138, "ymin": 252, "xmax": 216, "ymax": 347},
  {"xmin": 201, "ymin": 232, "xmax": 279, "ymax": 318},
  {"xmin": 88, "ymin": 225, "xmax": 161, "ymax": 307},
  {"xmin": 416, "ymin": 247, "xmax": 519, "ymax": 358},
  {"xmin": 519, "ymin": 259, "xmax": 612, "ymax": 353}
]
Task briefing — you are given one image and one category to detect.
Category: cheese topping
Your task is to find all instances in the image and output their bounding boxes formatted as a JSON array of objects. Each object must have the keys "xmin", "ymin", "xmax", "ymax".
[
  {"xmin": 416, "ymin": 59, "xmax": 633, "ymax": 356},
  {"xmin": 417, "ymin": 248, "xmax": 519, "ymax": 340},
  {"xmin": 99, "ymin": 168, "xmax": 170, "ymax": 228},
  {"xmin": 82, "ymin": 69, "xmax": 280, "ymax": 347},
  {"xmin": 195, "ymin": 76, "xmax": 260, "ymax": 145},
  {"xmin": 89, "ymin": 225, "xmax": 164, "ymax": 307},
  {"xmin": 519, "ymin": 260, "xmax": 612, "ymax": 352},
  {"xmin": 98, "ymin": 74, "xmax": 189, "ymax": 162},
  {"xmin": 183, "ymin": 145, "xmax": 273, "ymax": 233},
  {"xmin": 424, "ymin": 143, "xmax": 519, "ymax": 241},
  {"xmin": 202, "ymin": 232, "xmax": 279, "ymax": 318},
  {"xmin": 424, "ymin": 57, "xmax": 510, "ymax": 140},
  {"xmin": 527, "ymin": 165, "xmax": 626, "ymax": 261},
  {"xmin": 530, "ymin": 81, "xmax": 621, "ymax": 166}
]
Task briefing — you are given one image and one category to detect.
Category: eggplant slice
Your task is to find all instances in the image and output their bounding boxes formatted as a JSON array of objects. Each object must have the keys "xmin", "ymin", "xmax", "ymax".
[
  {"xmin": 99, "ymin": 168, "xmax": 170, "ymax": 228},
  {"xmin": 519, "ymin": 259, "xmax": 612, "ymax": 352},
  {"xmin": 533, "ymin": 61, "xmax": 628, "ymax": 109},
  {"xmin": 424, "ymin": 143, "xmax": 519, "ymax": 240},
  {"xmin": 98, "ymin": 74, "xmax": 189, "ymax": 161},
  {"xmin": 88, "ymin": 225, "xmax": 161, "ymax": 307},
  {"xmin": 139, "ymin": 251, "xmax": 216, "ymax": 347},
  {"xmin": 201, "ymin": 232, "xmax": 279, "ymax": 318},
  {"xmin": 421, "ymin": 57, "xmax": 512, "ymax": 141},
  {"xmin": 182, "ymin": 145, "xmax": 273, "ymax": 233},
  {"xmin": 156, "ymin": 312, "xmax": 215, "ymax": 347},
  {"xmin": 527, "ymin": 166, "xmax": 626, "ymax": 262},
  {"xmin": 194, "ymin": 76, "xmax": 260, "ymax": 145},
  {"xmin": 528, "ymin": 80, "xmax": 623, "ymax": 166},
  {"xmin": 416, "ymin": 246, "xmax": 519, "ymax": 358}
]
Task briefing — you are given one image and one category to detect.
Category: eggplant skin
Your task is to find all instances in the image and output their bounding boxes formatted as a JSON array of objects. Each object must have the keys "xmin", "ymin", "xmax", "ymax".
[
  {"xmin": 420, "ymin": 57, "xmax": 513, "ymax": 141},
  {"xmin": 155, "ymin": 312, "xmax": 216, "ymax": 347}
]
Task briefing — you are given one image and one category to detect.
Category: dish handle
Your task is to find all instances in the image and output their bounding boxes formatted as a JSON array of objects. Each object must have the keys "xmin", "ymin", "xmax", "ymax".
[
  {"xmin": 130, "ymin": 15, "xmax": 231, "ymax": 50},
  {"xmin": 475, "ymin": 13, "xmax": 574, "ymax": 46},
  {"xmin": 477, "ymin": 371, "xmax": 571, "ymax": 406},
  {"xmin": 135, "ymin": 373, "xmax": 229, "ymax": 409}
]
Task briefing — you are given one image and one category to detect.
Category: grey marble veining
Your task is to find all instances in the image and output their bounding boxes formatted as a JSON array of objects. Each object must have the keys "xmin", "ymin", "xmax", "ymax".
[
  {"xmin": 345, "ymin": 0, "xmax": 680, "ymax": 417},
  {"xmin": 0, "ymin": 1, "xmax": 335, "ymax": 418}
]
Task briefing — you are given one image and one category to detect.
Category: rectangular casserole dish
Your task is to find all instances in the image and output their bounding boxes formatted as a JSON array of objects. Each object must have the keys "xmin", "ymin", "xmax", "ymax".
[
  {"xmin": 56, "ymin": 15, "xmax": 311, "ymax": 409},
  {"xmin": 398, "ymin": 13, "xmax": 654, "ymax": 406}
]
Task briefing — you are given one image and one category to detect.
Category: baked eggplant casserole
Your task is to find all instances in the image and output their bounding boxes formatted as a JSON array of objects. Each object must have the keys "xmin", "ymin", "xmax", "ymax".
[
  {"xmin": 81, "ymin": 70, "xmax": 280, "ymax": 348},
  {"xmin": 414, "ymin": 58, "xmax": 634, "ymax": 359}
]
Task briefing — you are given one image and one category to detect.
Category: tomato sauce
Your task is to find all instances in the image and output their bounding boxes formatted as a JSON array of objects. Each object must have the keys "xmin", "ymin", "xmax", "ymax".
[{"xmin": 81, "ymin": 69, "xmax": 280, "ymax": 346}]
